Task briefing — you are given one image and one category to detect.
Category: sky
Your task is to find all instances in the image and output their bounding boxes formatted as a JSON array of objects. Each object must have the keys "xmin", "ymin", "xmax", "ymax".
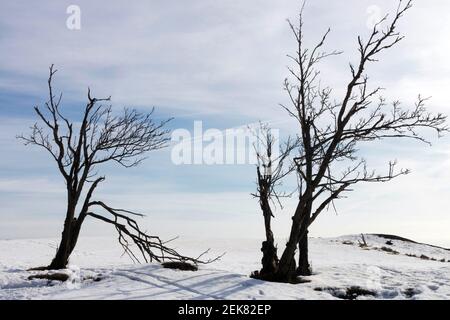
[{"xmin": 1, "ymin": 0, "xmax": 450, "ymax": 247}]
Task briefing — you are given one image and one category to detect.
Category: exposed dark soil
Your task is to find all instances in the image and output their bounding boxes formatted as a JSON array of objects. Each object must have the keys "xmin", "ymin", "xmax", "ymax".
[
  {"xmin": 162, "ymin": 261, "xmax": 198, "ymax": 271},
  {"xmin": 315, "ymin": 286, "xmax": 377, "ymax": 300},
  {"xmin": 28, "ymin": 273, "xmax": 69, "ymax": 282}
]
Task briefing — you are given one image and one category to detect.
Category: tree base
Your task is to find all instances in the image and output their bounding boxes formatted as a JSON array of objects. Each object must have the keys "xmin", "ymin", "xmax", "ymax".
[
  {"xmin": 296, "ymin": 265, "xmax": 312, "ymax": 276},
  {"xmin": 250, "ymin": 270, "xmax": 311, "ymax": 284},
  {"xmin": 162, "ymin": 261, "xmax": 198, "ymax": 271},
  {"xmin": 259, "ymin": 241, "xmax": 279, "ymax": 274},
  {"xmin": 27, "ymin": 266, "xmax": 52, "ymax": 272},
  {"xmin": 28, "ymin": 264, "xmax": 66, "ymax": 272},
  {"xmin": 28, "ymin": 272, "xmax": 70, "ymax": 282}
]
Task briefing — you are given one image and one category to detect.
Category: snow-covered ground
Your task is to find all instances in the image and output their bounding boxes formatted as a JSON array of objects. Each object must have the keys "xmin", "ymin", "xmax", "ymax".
[{"xmin": 1, "ymin": 234, "xmax": 449, "ymax": 300}]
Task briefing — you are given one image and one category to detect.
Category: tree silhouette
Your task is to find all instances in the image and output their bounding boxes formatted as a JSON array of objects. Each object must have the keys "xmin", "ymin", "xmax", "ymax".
[
  {"xmin": 19, "ymin": 65, "xmax": 218, "ymax": 269},
  {"xmin": 255, "ymin": 0, "xmax": 447, "ymax": 282}
]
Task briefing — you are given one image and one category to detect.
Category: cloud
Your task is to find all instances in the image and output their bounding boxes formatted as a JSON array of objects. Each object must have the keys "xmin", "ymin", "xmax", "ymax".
[
  {"xmin": 0, "ymin": 0, "xmax": 445, "ymax": 119},
  {"xmin": 1, "ymin": 0, "xmax": 450, "ymax": 245},
  {"xmin": 0, "ymin": 178, "xmax": 63, "ymax": 194}
]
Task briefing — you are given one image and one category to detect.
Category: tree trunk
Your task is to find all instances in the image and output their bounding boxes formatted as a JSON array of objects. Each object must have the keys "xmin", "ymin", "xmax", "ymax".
[
  {"xmin": 48, "ymin": 218, "xmax": 83, "ymax": 269},
  {"xmin": 49, "ymin": 218, "xmax": 74, "ymax": 269},
  {"xmin": 258, "ymin": 196, "xmax": 279, "ymax": 278},
  {"xmin": 48, "ymin": 197, "xmax": 82, "ymax": 270},
  {"xmin": 297, "ymin": 229, "xmax": 311, "ymax": 276},
  {"xmin": 276, "ymin": 199, "xmax": 310, "ymax": 282},
  {"xmin": 297, "ymin": 202, "xmax": 312, "ymax": 276},
  {"xmin": 276, "ymin": 237, "xmax": 298, "ymax": 282},
  {"xmin": 276, "ymin": 217, "xmax": 302, "ymax": 281}
]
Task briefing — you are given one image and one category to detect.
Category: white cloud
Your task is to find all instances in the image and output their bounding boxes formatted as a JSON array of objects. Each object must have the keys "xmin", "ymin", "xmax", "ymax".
[
  {"xmin": 1, "ymin": 0, "xmax": 450, "ymax": 245},
  {"xmin": 0, "ymin": 178, "xmax": 64, "ymax": 194}
]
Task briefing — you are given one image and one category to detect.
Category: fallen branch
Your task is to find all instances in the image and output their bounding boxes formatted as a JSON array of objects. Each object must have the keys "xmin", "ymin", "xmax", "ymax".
[{"xmin": 86, "ymin": 201, "xmax": 225, "ymax": 265}]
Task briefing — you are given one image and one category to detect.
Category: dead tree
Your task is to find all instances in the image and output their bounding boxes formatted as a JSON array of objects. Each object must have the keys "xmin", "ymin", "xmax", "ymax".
[
  {"xmin": 19, "ymin": 65, "xmax": 219, "ymax": 269},
  {"xmin": 251, "ymin": 123, "xmax": 297, "ymax": 280},
  {"xmin": 271, "ymin": 0, "xmax": 447, "ymax": 282}
]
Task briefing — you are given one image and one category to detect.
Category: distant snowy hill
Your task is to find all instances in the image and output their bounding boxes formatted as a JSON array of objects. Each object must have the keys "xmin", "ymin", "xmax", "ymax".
[{"xmin": 1, "ymin": 235, "xmax": 449, "ymax": 300}]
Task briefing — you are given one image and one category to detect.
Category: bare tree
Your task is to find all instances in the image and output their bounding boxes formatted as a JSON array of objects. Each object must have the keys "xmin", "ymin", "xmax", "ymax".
[
  {"xmin": 251, "ymin": 123, "xmax": 297, "ymax": 280},
  {"xmin": 18, "ymin": 65, "xmax": 218, "ymax": 270},
  {"xmin": 260, "ymin": 0, "xmax": 447, "ymax": 282}
]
